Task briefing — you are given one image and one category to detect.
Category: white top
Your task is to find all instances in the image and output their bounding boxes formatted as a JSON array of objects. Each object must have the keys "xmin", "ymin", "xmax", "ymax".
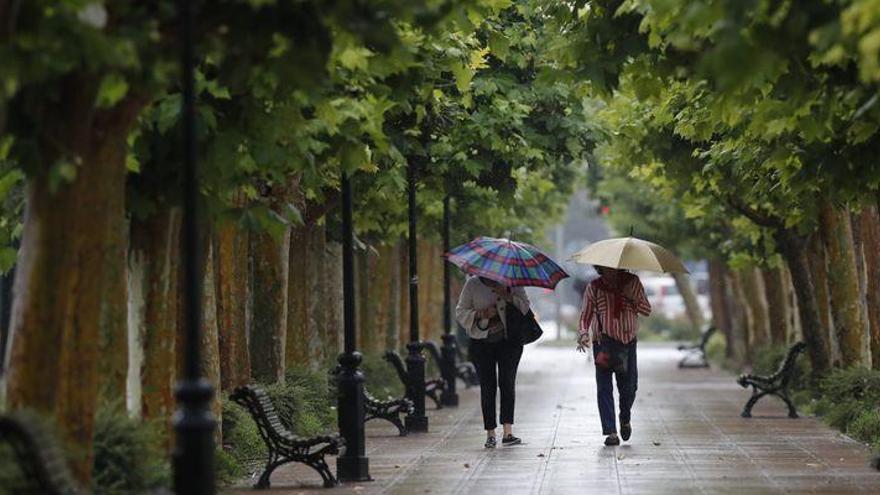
[{"xmin": 455, "ymin": 276, "xmax": 531, "ymax": 340}]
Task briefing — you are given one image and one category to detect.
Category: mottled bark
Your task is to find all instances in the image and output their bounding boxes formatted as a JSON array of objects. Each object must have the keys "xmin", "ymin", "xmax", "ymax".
[
  {"xmin": 807, "ymin": 234, "xmax": 837, "ymax": 365},
  {"xmin": 306, "ymin": 225, "xmax": 326, "ymax": 368},
  {"xmin": 776, "ymin": 230, "xmax": 831, "ymax": 377},
  {"xmin": 728, "ymin": 270, "xmax": 752, "ymax": 362},
  {"xmin": 214, "ymin": 218, "xmax": 250, "ymax": 391},
  {"xmin": 200, "ymin": 240, "xmax": 222, "ymax": 444},
  {"xmin": 708, "ymin": 259, "xmax": 733, "ymax": 358},
  {"xmin": 672, "ymin": 272, "xmax": 704, "ymax": 333},
  {"xmin": 859, "ymin": 206, "xmax": 880, "ymax": 369},
  {"xmin": 418, "ymin": 240, "xmax": 445, "ymax": 343},
  {"xmin": 287, "ymin": 225, "xmax": 310, "ymax": 367},
  {"xmin": 356, "ymin": 248, "xmax": 378, "ymax": 352},
  {"xmin": 742, "ymin": 268, "xmax": 770, "ymax": 349},
  {"xmin": 98, "ymin": 189, "xmax": 129, "ymax": 403},
  {"xmin": 852, "ymin": 211, "xmax": 872, "ymax": 368},
  {"xmin": 763, "ymin": 267, "xmax": 789, "ymax": 345},
  {"xmin": 398, "ymin": 238, "xmax": 410, "ymax": 348},
  {"xmin": 324, "ymin": 241, "xmax": 343, "ymax": 360},
  {"xmin": 6, "ymin": 90, "xmax": 144, "ymax": 482},
  {"xmin": 128, "ymin": 208, "xmax": 181, "ymax": 442},
  {"xmin": 819, "ymin": 200, "xmax": 867, "ymax": 367},
  {"xmin": 249, "ymin": 227, "xmax": 290, "ymax": 383},
  {"xmin": 386, "ymin": 242, "xmax": 402, "ymax": 350}
]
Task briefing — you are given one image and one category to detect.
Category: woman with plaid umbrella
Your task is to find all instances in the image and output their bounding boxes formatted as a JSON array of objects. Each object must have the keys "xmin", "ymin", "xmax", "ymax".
[{"xmin": 447, "ymin": 237, "xmax": 567, "ymax": 449}]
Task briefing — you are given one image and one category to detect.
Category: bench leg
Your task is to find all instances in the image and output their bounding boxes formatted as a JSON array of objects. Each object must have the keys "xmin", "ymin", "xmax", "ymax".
[
  {"xmin": 776, "ymin": 392, "xmax": 798, "ymax": 418},
  {"xmin": 741, "ymin": 389, "xmax": 768, "ymax": 418},
  {"xmin": 426, "ymin": 389, "xmax": 443, "ymax": 410},
  {"xmin": 305, "ymin": 455, "xmax": 338, "ymax": 488},
  {"xmin": 255, "ymin": 458, "xmax": 283, "ymax": 489},
  {"xmin": 366, "ymin": 414, "xmax": 408, "ymax": 436}
]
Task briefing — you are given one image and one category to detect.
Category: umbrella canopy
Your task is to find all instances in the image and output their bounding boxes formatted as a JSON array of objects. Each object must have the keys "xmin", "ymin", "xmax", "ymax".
[
  {"xmin": 570, "ymin": 236, "xmax": 688, "ymax": 274},
  {"xmin": 444, "ymin": 236, "xmax": 569, "ymax": 289}
]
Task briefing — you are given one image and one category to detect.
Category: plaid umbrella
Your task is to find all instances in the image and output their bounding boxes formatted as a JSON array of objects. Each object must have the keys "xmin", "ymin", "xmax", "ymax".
[{"xmin": 444, "ymin": 236, "xmax": 569, "ymax": 289}]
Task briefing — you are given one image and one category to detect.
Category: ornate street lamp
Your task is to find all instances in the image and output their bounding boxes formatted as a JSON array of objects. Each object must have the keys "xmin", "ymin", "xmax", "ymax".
[
  {"xmin": 173, "ymin": 1, "xmax": 216, "ymax": 493},
  {"xmin": 439, "ymin": 194, "xmax": 459, "ymax": 407},
  {"xmin": 405, "ymin": 159, "xmax": 429, "ymax": 432},
  {"xmin": 335, "ymin": 173, "xmax": 371, "ymax": 481}
]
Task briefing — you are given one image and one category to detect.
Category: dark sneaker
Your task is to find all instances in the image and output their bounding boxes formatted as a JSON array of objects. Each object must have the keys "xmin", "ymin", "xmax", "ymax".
[
  {"xmin": 502, "ymin": 434, "xmax": 522, "ymax": 446},
  {"xmin": 485, "ymin": 436, "xmax": 497, "ymax": 449},
  {"xmin": 621, "ymin": 424, "xmax": 632, "ymax": 442},
  {"xmin": 604, "ymin": 434, "xmax": 620, "ymax": 446}
]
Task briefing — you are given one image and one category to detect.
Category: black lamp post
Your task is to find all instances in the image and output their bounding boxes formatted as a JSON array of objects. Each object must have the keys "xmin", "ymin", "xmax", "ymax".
[
  {"xmin": 439, "ymin": 194, "xmax": 459, "ymax": 407},
  {"xmin": 335, "ymin": 173, "xmax": 371, "ymax": 481},
  {"xmin": 173, "ymin": 0, "xmax": 216, "ymax": 493},
  {"xmin": 404, "ymin": 158, "xmax": 429, "ymax": 432}
]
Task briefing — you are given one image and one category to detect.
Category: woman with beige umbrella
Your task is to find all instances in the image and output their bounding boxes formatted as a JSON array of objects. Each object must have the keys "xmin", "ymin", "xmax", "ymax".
[{"xmin": 571, "ymin": 236, "xmax": 688, "ymax": 446}]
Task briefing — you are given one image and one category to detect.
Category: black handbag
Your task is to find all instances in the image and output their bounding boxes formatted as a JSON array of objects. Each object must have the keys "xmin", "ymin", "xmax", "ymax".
[{"xmin": 505, "ymin": 304, "xmax": 543, "ymax": 345}]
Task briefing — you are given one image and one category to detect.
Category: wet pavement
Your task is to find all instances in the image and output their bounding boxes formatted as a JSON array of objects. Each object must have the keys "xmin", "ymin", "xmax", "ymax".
[{"xmin": 226, "ymin": 343, "xmax": 880, "ymax": 494}]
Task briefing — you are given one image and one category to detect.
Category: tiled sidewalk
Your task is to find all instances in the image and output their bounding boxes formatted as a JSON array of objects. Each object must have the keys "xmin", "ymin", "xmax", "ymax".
[{"xmin": 226, "ymin": 343, "xmax": 880, "ymax": 494}]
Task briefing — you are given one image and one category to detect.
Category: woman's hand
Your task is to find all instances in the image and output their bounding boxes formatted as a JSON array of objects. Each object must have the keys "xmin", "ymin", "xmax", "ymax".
[{"xmin": 575, "ymin": 334, "xmax": 591, "ymax": 353}]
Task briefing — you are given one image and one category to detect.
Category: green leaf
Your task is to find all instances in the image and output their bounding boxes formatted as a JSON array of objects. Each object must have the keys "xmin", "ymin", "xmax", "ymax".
[{"xmin": 96, "ymin": 73, "xmax": 129, "ymax": 109}]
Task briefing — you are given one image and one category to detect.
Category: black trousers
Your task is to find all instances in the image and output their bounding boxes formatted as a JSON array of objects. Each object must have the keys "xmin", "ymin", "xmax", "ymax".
[{"xmin": 470, "ymin": 338, "xmax": 524, "ymax": 430}]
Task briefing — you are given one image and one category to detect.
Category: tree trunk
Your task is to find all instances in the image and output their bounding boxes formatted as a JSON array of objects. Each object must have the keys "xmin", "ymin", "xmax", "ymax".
[
  {"xmin": 762, "ymin": 267, "xmax": 789, "ymax": 345},
  {"xmin": 729, "ymin": 270, "xmax": 753, "ymax": 361},
  {"xmin": 356, "ymin": 248, "xmax": 377, "ymax": 352},
  {"xmin": 819, "ymin": 200, "xmax": 867, "ymax": 367},
  {"xmin": 249, "ymin": 227, "xmax": 290, "ymax": 383},
  {"xmin": 859, "ymin": 206, "xmax": 880, "ymax": 369},
  {"xmin": 852, "ymin": 211, "xmax": 873, "ymax": 368},
  {"xmin": 807, "ymin": 233, "xmax": 837, "ymax": 365},
  {"xmin": 324, "ymin": 241, "xmax": 343, "ymax": 360},
  {"xmin": 386, "ymin": 242, "xmax": 402, "ymax": 350},
  {"xmin": 200, "ymin": 239, "xmax": 222, "ymax": 444},
  {"xmin": 783, "ymin": 267, "xmax": 801, "ymax": 344},
  {"xmin": 5, "ymin": 93, "xmax": 144, "ymax": 482},
  {"xmin": 287, "ymin": 225, "xmax": 310, "ymax": 367},
  {"xmin": 97, "ymin": 196, "xmax": 129, "ymax": 403},
  {"xmin": 776, "ymin": 230, "xmax": 831, "ymax": 378},
  {"xmin": 214, "ymin": 217, "xmax": 251, "ymax": 391},
  {"xmin": 398, "ymin": 238, "xmax": 410, "ymax": 348},
  {"xmin": 708, "ymin": 259, "xmax": 732, "ymax": 357},
  {"xmin": 742, "ymin": 268, "xmax": 771, "ymax": 349},
  {"xmin": 672, "ymin": 272, "xmax": 704, "ymax": 333},
  {"xmin": 306, "ymin": 224, "xmax": 326, "ymax": 368},
  {"xmin": 128, "ymin": 208, "xmax": 182, "ymax": 442}
]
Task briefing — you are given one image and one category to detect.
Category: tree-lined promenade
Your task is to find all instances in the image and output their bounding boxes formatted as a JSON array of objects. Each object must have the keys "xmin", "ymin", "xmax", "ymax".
[{"xmin": 1, "ymin": 0, "xmax": 880, "ymax": 493}]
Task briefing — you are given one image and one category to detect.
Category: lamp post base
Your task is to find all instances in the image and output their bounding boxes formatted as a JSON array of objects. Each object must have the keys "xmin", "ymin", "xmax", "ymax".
[
  {"xmin": 337, "ymin": 456, "xmax": 372, "ymax": 482},
  {"xmin": 405, "ymin": 414, "xmax": 429, "ymax": 433},
  {"xmin": 440, "ymin": 333, "xmax": 460, "ymax": 407},
  {"xmin": 405, "ymin": 341, "xmax": 429, "ymax": 433},
  {"xmin": 336, "ymin": 351, "xmax": 371, "ymax": 482}
]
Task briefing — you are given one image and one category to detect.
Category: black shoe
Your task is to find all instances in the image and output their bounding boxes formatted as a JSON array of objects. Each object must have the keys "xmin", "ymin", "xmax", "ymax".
[
  {"xmin": 604, "ymin": 434, "xmax": 620, "ymax": 446},
  {"xmin": 485, "ymin": 436, "xmax": 497, "ymax": 449},
  {"xmin": 621, "ymin": 424, "xmax": 631, "ymax": 441},
  {"xmin": 502, "ymin": 434, "xmax": 522, "ymax": 446}
]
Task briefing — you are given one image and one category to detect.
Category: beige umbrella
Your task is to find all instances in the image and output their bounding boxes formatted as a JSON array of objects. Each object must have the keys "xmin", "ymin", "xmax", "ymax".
[{"xmin": 570, "ymin": 236, "xmax": 688, "ymax": 273}]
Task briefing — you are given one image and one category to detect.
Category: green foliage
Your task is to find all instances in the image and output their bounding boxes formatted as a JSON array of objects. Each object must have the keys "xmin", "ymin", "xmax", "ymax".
[
  {"xmin": 360, "ymin": 352, "xmax": 406, "ymax": 399},
  {"xmin": 220, "ymin": 398, "xmax": 267, "ymax": 483},
  {"xmin": 705, "ymin": 331, "xmax": 727, "ymax": 367},
  {"xmin": 751, "ymin": 344, "xmax": 812, "ymax": 392},
  {"xmin": 849, "ymin": 408, "xmax": 880, "ymax": 453},
  {"xmin": 263, "ymin": 367, "xmax": 337, "ymax": 436},
  {"xmin": 91, "ymin": 402, "xmax": 170, "ymax": 494}
]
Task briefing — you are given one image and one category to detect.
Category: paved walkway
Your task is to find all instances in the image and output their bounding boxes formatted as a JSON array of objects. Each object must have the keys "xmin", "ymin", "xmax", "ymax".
[{"xmin": 228, "ymin": 343, "xmax": 880, "ymax": 494}]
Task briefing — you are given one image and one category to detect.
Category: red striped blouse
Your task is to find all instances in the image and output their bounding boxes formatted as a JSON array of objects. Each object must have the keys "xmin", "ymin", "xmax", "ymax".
[{"xmin": 578, "ymin": 273, "xmax": 652, "ymax": 344}]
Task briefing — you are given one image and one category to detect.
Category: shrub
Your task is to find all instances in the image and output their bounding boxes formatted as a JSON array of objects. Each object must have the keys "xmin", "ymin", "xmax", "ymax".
[
  {"xmin": 818, "ymin": 367, "xmax": 880, "ymax": 406},
  {"xmin": 751, "ymin": 344, "xmax": 812, "ymax": 392},
  {"xmin": 849, "ymin": 408, "xmax": 880, "ymax": 452},
  {"xmin": 91, "ymin": 401, "xmax": 170, "ymax": 494},
  {"xmin": 360, "ymin": 352, "xmax": 405, "ymax": 398},
  {"xmin": 221, "ymin": 397, "xmax": 267, "ymax": 471},
  {"xmin": 705, "ymin": 331, "xmax": 727, "ymax": 367},
  {"xmin": 0, "ymin": 410, "xmax": 62, "ymax": 492}
]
